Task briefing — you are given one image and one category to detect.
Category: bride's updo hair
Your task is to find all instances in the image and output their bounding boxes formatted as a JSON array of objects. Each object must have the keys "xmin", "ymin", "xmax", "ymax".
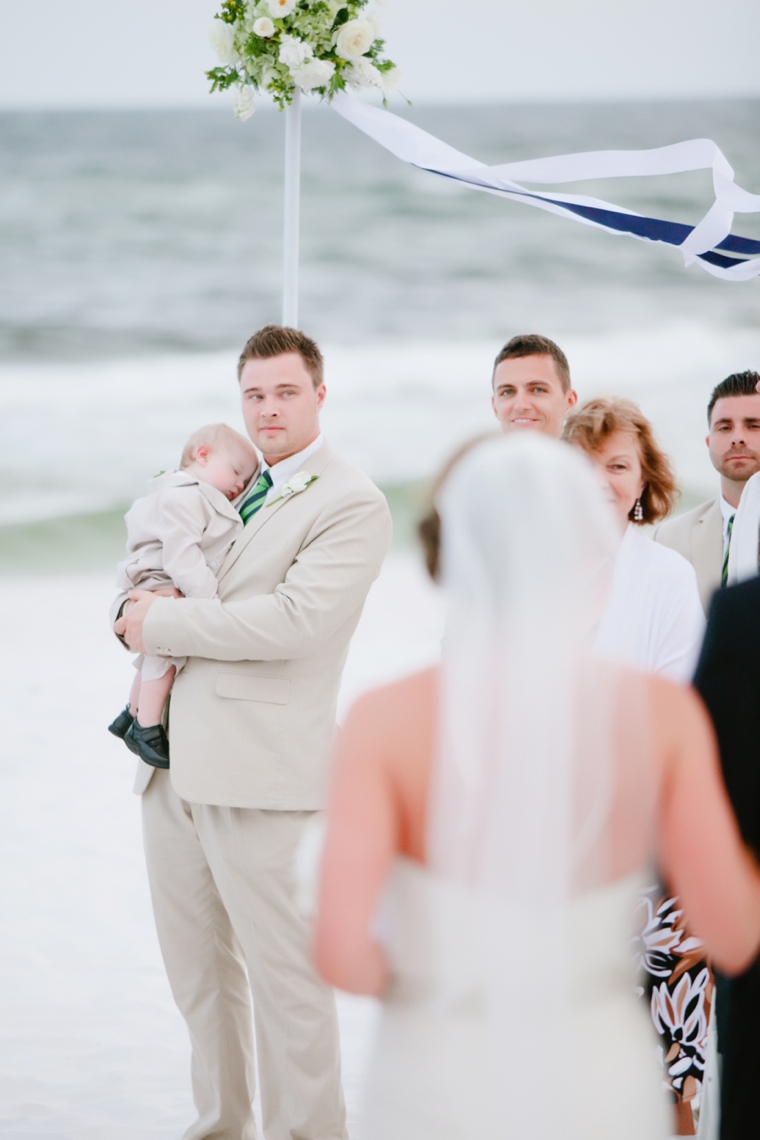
[
  {"xmin": 418, "ymin": 433, "xmax": 499, "ymax": 581},
  {"xmin": 563, "ymin": 396, "xmax": 678, "ymax": 525}
]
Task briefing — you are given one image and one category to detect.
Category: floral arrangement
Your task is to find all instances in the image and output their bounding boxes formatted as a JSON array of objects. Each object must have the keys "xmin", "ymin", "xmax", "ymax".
[{"xmin": 207, "ymin": 0, "xmax": 402, "ymax": 120}]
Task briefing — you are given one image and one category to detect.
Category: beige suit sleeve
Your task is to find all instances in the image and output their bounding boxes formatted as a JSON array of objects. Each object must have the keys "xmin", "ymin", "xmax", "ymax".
[
  {"xmin": 142, "ymin": 491, "xmax": 392, "ymax": 662},
  {"xmin": 156, "ymin": 487, "xmax": 219, "ymax": 600}
]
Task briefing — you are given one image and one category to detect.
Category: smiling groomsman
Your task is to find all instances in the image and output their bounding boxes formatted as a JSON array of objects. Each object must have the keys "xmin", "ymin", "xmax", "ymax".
[
  {"xmin": 491, "ymin": 333, "xmax": 578, "ymax": 439},
  {"xmin": 114, "ymin": 325, "xmax": 392, "ymax": 1140},
  {"xmin": 654, "ymin": 371, "xmax": 760, "ymax": 612}
]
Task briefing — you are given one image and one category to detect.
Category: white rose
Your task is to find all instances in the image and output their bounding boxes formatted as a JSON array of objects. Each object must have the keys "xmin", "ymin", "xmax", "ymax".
[
  {"xmin": 335, "ymin": 18, "xmax": 376, "ymax": 59},
  {"xmin": 278, "ymin": 34, "xmax": 313, "ymax": 71},
  {"xmin": 253, "ymin": 16, "xmax": 275, "ymax": 37},
  {"xmin": 268, "ymin": 0, "xmax": 297, "ymax": 15},
  {"xmin": 292, "ymin": 58, "xmax": 336, "ymax": 90},
  {"xmin": 284, "ymin": 471, "xmax": 313, "ymax": 494},
  {"xmin": 381, "ymin": 64, "xmax": 402, "ymax": 94},
  {"xmin": 233, "ymin": 86, "xmax": 255, "ymax": 121},
  {"xmin": 208, "ymin": 21, "xmax": 240, "ymax": 65},
  {"xmin": 344, "ymin": 58, "xmax": 383, "ymax": 91}
]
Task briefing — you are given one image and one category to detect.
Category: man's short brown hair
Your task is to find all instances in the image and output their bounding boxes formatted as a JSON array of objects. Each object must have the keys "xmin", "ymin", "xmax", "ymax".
[
  {"xmin": 707, "ymin": 370, "xmax": 760, "ymax": 425},
  {"xmin": 237, "ymin": 325, "xmax": 324, "ymax": 388},
  {"xmin": 492, "ymin": 334, "xmax": 571, "ymax": 393}
]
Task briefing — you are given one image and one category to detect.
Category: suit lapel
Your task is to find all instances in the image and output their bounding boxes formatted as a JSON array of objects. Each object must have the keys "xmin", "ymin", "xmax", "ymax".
[
  {"xmin": 691, "ymin": 498, "xmax": 723, "ymax": 606},
  {"xmin": 217, "ymin": 441, "xmax": 333, "ymax": 582}
]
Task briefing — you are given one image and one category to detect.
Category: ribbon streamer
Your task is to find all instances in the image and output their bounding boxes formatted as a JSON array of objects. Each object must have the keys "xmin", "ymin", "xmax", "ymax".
[{"xmin": 332, "ymin": 91, "xmax": 760, "ymax": 281}]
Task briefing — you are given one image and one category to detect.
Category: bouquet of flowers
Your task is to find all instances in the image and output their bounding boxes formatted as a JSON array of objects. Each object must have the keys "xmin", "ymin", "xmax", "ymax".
[{"xmin": 207, "ymin": 0, "xmax": 402, "ymax": 120}]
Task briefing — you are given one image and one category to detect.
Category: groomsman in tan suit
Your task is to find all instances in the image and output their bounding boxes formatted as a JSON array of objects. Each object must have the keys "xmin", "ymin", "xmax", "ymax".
[
  {"xmin": 115, "ymin": 326, "xmax": 392, "ymax": 1140},
  {"xmin": 654, "ymin": 370, "xmax": 760, "ymax": 612},
  {"xmin": 491, "ymin": 333, "xmax": 578, "ymax": 439}
]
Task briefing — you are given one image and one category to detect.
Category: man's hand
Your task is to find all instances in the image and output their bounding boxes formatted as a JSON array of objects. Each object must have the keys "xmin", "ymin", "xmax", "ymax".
[{"xmin": 114, "ymin": 588, "xmax": 171, "ymax": 653}]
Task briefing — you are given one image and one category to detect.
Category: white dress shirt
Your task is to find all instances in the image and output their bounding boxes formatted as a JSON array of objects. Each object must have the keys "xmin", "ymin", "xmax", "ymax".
[
  {"xmin": 595, "ymin": 524, "xmax": 706, "ymax": 682},
  {"xmin": 719, "ymin": 494, "xmax": 736, "ymax": 558}
]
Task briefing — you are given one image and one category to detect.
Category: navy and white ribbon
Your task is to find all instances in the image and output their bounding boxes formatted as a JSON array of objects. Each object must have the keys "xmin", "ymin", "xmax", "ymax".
[{"xmin": 332, "ymin": 92, "xmax": 760, "ymax": 281}]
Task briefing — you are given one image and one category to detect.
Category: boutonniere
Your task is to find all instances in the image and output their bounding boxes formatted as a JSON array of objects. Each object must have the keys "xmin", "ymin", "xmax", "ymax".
[{"xmin": 266, "ymin": 471, "xmax": 318, "ymax": 506}]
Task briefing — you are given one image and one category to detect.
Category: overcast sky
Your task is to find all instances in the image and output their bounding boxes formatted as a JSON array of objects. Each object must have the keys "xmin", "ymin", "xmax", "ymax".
[{"xmin": 0, "ymin": 0, "xmax": 759, "ymax": 108}]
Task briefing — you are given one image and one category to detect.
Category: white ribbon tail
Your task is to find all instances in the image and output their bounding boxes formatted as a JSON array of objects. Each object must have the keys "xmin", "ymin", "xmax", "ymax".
[{"xmin": 331, "ymin": 91, "xmax": 760, "ymax": 282}]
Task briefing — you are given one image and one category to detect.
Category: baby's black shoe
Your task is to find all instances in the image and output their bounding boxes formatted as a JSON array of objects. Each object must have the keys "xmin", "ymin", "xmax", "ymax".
[
  {"xmin": 108, "ymin": 706, "xmax": 134, "ymax": 739},
  {"xmin": 125, "ymin": 719, "xmax": 170, "ymax": 769}
]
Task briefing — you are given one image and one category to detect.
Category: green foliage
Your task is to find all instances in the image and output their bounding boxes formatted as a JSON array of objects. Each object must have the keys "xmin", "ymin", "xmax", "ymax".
[
  {"xmin": 218, "ymin": 0, "xmax": 246, "ymax": 23},
  {"xmin": 206, "ymin": 66, "xmax": 240, "ymax": 92},
  {"xmin": 328, "ymin": 70, "xmax": 346, "ymax": 95},
  {"xmin": 243, "ymin": 32, "xmax": 271, "ymax": 57}
]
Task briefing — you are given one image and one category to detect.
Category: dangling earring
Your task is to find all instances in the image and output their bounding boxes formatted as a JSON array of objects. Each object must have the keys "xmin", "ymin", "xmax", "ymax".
[{"xmin": 633, "ymin": 497, "xmax": 644, "ymax": 522}]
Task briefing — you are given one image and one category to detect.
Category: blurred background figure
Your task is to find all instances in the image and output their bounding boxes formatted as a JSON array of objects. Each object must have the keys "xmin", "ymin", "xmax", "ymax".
[
  {"xmin": 654, "ymin": 371, "xmax": 760, "ymax": 612},
  {"xmin": 652, "ymin": 370, "xmax": 760, "ymax": 1136},
  {"xmin": 695, "ymin": 574, "xmax": 760, "ymax": 1140},
  {"xmin": 315, "ymin": 435, "xmax": 760, "ymax": 1140}
]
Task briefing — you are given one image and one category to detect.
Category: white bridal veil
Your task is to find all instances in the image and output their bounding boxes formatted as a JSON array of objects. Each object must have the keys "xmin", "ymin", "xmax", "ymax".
[{"xmin": 430, "ymin": 433, "xmax": 649, "ymax": 1139}]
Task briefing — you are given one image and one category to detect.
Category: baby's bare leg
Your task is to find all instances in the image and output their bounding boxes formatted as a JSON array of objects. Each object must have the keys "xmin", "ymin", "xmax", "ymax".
[
  {"xmin": 137, "ymin": 667, "xmax": 176, "ymax": 727},
  {"xmin": 128, "ymin": 671, "xmax": 141, "ymax": 715}
]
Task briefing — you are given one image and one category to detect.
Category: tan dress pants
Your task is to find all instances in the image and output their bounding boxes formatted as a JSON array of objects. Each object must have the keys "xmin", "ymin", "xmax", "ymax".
[{"xmin": 141, "ymin": 771, "xmax": 347, "ymax": 1140}]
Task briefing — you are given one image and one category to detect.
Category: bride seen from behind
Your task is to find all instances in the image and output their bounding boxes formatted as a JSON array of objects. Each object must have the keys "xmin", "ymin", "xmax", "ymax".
[{"xmin": 315, "ymin": 434, "xmax": 760, "ymax": 1140}]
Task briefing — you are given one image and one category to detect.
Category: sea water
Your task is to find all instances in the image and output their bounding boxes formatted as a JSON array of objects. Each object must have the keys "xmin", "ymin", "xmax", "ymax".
[{"xmin": 2, "ymin": 98, "xmax": 760, "ymax": 564}]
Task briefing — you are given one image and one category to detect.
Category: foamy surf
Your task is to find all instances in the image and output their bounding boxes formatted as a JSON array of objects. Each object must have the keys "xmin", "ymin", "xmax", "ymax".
[{"xmin": 1, "ymin": 321, "xmax": 757, "ymax": 529}]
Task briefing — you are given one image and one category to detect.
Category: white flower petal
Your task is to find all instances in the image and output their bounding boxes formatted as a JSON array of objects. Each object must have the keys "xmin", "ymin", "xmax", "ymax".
[
  {"xmin": 208, "ymin": 21, "xmax": 240, "ymax": 65},
  {"xmin": 253, "ymin": 16, "xmax": 276, "ymax": 37},
  {"xmin": 336, "ymin": 18, "xmax": 375, "ymax": 60},
  {"xmin": 233, "ymin": 87, "xmax": 255, "ymax": 121},
  {"xmin": 292, "ymin": 58, "xmax": 335, "ymax": 91}
]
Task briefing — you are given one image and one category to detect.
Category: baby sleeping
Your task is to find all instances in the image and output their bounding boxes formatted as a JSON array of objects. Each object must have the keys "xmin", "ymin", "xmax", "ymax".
[{"xmin": 109, "ymin": 423, "xmax": 258, "ymax": 768}]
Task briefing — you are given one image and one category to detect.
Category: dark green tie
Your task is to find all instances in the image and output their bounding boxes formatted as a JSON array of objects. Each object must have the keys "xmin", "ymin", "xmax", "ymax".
[
  {"xmin": 721, "ymin": 513, "xmax": 735, "ymax": 587},
  {"xmin": 239, "ymin": 469, "xmax": 273, "ymax": 525}
]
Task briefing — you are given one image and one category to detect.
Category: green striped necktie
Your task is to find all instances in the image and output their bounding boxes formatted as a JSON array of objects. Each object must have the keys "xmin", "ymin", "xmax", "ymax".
[
  {"xmin": 721, "ymin": 513, "xmax": 735, "ymax": 587},
  {"xmin": 239, "ymin": 468, "xmax": 273, "ymax": 525}
]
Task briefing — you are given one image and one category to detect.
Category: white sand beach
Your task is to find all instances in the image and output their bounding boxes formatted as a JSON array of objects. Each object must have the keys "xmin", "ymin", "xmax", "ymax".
[{"xmin": 0, "ymin": 554, "xmax": 444, "ymax": 1139}]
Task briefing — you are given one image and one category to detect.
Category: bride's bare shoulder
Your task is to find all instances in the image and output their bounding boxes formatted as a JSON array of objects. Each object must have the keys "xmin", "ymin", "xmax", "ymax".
[
  {"xmin": 647, "ymin": 671, "xmax": 707, "ymax": 713},
  {"xmin": 623, "ymin": 668, "xmax": 714, "ymax": 741},
  {"xmin": 343, "ymin": 667, "xmax": 438, "ymax": 737}
]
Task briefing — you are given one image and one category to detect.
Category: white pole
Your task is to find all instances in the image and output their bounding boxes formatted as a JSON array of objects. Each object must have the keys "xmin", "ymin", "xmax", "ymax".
[{"xmin": 282, "ymin": 85, "xmax": 302, "ymax": 327}]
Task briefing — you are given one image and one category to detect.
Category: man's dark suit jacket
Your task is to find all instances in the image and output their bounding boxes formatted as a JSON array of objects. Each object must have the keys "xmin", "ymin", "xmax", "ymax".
[{"xmin": 693, "ymin": 576, "xmax": 760, "ymax": 1140}]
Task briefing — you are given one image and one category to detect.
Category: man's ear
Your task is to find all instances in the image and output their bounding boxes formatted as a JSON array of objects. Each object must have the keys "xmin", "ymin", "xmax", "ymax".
[
  {"xmin": 315, "ymin": 383, "xmax": 327, "ymax": 412},
  {"xmin": 566, "ymin": 389, "xmax": 579, "ymax": 410}
]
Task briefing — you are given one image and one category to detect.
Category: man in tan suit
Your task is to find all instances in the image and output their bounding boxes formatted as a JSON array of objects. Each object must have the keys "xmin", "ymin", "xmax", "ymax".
[
  {"xmin": 115, "ymin": 326, "xmax": 392, "ymax": 1140},
  {"xmin": 654, "ymin": 370, "xmax": 760, "ymax": 612}
]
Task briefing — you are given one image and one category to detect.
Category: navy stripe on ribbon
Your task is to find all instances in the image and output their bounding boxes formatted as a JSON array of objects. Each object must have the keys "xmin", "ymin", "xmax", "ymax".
[{"xmin": 422, "ymin": 166, "xmax": 760, "ymax": 269}]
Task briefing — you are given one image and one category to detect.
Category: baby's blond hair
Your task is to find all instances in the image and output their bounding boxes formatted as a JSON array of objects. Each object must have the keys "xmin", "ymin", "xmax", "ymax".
[{"xmin": 180, "ymin": 423, "xmax": 257, "ymax": 470}]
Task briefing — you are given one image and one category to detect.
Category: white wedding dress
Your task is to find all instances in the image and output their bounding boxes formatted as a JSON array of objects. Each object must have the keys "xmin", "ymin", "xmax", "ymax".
[
  {"xmin": 353, "ymin": 438, "xmax": 679, "ymax": 1140},
  {"xmin": 364, "ymin": 858, "xmax": 669, "ymax": 1140}
]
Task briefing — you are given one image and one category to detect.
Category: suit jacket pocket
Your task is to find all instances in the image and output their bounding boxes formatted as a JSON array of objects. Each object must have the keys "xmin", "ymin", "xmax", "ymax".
[{"xmin": 215, "ymin": 673, "xmax": 291, "ymax": 704}]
